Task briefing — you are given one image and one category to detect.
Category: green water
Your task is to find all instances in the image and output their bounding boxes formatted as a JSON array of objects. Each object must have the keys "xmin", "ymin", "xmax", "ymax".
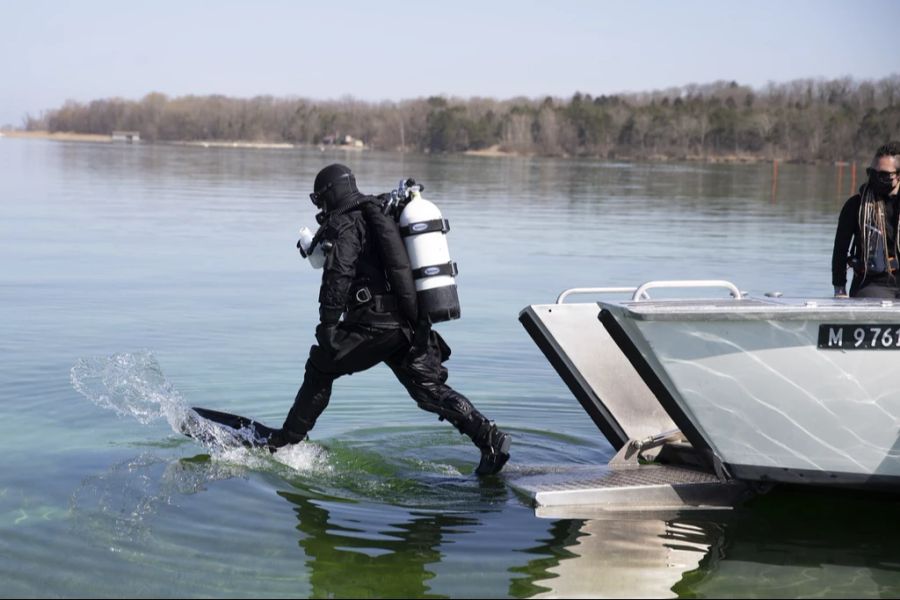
[{"xmin": 2, "ymin": 137, "xmax": 898, "ymax": 598}]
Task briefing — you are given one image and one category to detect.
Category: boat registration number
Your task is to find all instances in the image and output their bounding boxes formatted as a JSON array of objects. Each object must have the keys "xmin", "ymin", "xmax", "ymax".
[{"xmin": 818, "ymin": 324, "xmax": 900, "ymax": 349}]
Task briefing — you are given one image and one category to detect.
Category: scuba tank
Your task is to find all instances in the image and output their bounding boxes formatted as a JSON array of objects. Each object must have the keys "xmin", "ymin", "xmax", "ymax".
[
  {"xmin": 296, "ymin": 226, "xmax": 329, "ymax": 269},
  {"xmin": 385, "ymin": 179, "xmax": 461, "ymax": 323}
]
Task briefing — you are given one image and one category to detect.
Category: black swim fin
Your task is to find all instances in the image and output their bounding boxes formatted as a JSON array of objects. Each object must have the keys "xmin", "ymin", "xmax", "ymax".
[
  {"xmin": 191, "ymin": 407, "xmax": 278, "ymax": 436},
  {"xmin": 183, "ymin": 407, "xmax": 282, "ymax": 450}
]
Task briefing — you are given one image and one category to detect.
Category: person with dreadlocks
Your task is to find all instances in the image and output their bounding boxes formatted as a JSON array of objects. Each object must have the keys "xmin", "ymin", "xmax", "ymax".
[{"xmin": 832, "ymin": 142, "xmax": 900, "ymax": 298}]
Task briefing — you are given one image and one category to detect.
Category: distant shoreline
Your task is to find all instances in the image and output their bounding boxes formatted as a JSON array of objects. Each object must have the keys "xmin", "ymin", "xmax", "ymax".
[
  {"xmin": 21, "ymin": 76, "xmax": 892, "ymax": 165},
  {"xmin": 1, "ymin": 130, "xmax": 112, "ymax": 143},
  {"xmin": 463, "ymin": 145, "xmax": 520, "ymax": 158},
  {"xmin": 0, "ymin": 130, "xmax": 372, "ymax": 152},
  {"xmin": 1, "ymin": 130, "xmax": 823, "ymax": 165},
  {"xmin": 462, "ymin": 143, "xmax": 769, "ymax": 164}
]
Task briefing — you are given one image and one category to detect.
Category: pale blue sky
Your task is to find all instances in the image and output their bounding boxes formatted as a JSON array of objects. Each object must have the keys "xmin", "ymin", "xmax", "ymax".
[{"xmin": 2, "ymin": 0, "xmax": 898, "ymax": 127}]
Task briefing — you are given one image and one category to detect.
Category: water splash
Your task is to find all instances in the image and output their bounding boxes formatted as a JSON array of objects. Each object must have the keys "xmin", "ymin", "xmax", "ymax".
[
  {"xmin": 70, "ymin": 351, "xmax": 186, "ymax": 426},
  {"xmin": 69, "ymin": 350, "xmax": 239, "ymax": 446},
  {"xmin": 272, "ymin": 443, "xmax": 332, "ymax": 473},
  {"xmin": 69, "ymin": 351, "xmax": 330, "ymax": 473}
]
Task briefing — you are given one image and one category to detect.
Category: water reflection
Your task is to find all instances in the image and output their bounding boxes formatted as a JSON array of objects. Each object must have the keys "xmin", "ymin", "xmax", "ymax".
[
  {"xmin": 280, "ymin": 492, "xmax": 476, "ymax": 598},
  {"xmin": 512, "ymin": 514, "xmax": 721, "ymax": 598},
  {"xmin": 515, "ymin": 489, "xmax": 900, "ymax": 598},
  {"xmin": 686, "ymin": 489, "xmax": 900, "ymax": 598},
  {"xmin": 66, "ymin": 449, "xmax": 900, "ymax": 598},
  {"xmin": 533, "ymin": 519, "xmax": 717, "ymax": 598}
]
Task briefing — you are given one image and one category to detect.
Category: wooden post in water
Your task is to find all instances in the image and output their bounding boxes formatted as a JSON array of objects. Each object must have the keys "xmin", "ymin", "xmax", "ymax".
[
  {"xmin": 836, "ymin": 161, "xmax": 845, "ymax": 199},
  {"xmin": 771, "ymin": 159, "xmax": 778, "ymax": 203}
]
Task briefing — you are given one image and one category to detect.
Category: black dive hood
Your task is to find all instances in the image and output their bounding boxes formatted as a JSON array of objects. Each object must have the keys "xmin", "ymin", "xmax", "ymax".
[{"xmin": 311, "ymin": 164, "xmax": 365, "ymax": 215}]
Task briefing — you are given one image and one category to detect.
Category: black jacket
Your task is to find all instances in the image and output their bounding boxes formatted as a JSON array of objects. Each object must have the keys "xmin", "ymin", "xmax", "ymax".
[
  {"xmin": 832, "ymin": 193, "xmax": 862, "ymax": 289},
  {"xmin": 316, "ymin": 197, "xmax": 418, "ymax": 326},
  {"xmin": 832, "ymin": 193, "xmax": 900, "ymax": 291}
]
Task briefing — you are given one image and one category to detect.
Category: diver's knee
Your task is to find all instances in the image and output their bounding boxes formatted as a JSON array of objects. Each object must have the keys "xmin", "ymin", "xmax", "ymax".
[{"xmin": 415, "ymin": 390, "xmax": 473, "ymax": 421}]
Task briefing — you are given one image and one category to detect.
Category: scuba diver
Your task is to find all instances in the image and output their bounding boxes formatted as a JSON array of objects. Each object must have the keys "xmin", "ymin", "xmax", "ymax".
[
  {"xmin": 268, "ymin": 164, "xmax": 511, "ymax": 476},
  {"xmin": 833, "ymin": 142, "xmax": 900, "ymax": 298}
]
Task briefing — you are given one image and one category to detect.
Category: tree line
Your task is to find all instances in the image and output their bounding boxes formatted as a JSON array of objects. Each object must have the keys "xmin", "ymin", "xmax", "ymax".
[{"xmin": 25, "ymin": 76, "xmax": 900, "ymax": 162}]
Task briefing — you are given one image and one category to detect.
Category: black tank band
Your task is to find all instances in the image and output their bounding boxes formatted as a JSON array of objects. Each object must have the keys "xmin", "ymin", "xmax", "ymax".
[
  {"xmin": 413, "ymin": 262, "xmax": 458, "ymax": 280},
  {"xmin": 400, "ymin": 219, "xmax": 450, "ymax": 237}
]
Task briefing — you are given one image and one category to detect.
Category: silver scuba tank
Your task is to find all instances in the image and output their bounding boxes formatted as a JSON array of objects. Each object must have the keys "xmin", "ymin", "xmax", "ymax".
[{"xmin": 395, "ymin": 181, "xmax": 460, "ymax": 322}]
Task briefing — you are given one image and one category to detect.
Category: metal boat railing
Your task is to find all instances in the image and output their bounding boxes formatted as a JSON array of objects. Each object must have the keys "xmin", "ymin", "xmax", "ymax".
[
  {"xmin": 556, "ymin": 280, "xmax": 742, "ymax": 304},
  {"xmin": 556, "ymin": 287, "xmax": 640, "ymax": 304}
]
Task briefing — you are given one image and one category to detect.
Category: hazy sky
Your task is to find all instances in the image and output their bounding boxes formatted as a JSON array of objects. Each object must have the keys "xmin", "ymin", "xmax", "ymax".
[{"xmin": 2, "ymin": 0, "xmax": 898, "ymax": 127}]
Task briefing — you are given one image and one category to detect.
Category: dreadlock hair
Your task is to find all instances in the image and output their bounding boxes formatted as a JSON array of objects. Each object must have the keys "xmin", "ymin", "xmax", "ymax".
[{"xmin": 857, "ymin": 141, "xmax": 900, "ymax": 282}]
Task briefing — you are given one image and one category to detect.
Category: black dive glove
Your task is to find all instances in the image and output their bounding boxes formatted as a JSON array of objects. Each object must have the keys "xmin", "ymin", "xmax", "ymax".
[
  {"xmin": 315, "ymin": 322, "xmax": 338, "ymax": 351},
  {"xmin": 410, "ymin": 316, "xmax": 432, "ymax": 354}
]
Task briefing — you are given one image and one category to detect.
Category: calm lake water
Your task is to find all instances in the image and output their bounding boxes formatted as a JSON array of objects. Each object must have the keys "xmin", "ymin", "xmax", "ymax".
[{"xmin": 3, "ymin": 138, "xmax": 900, "ymax": 598}]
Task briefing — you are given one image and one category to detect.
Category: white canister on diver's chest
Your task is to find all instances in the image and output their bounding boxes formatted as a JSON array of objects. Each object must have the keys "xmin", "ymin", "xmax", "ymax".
[
  {"xmin": 297, "ymin": 226, "xmax": 326, "ymax": 269},
  {"xmin": 398, "ymin": 189, "xmax": 460, "ymax": 322}
]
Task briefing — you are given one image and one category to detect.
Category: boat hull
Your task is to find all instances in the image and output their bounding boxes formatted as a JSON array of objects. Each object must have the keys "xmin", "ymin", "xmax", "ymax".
[{"xmin": 602, "ymin": 299, "xmax": 900, "ymax": 487}]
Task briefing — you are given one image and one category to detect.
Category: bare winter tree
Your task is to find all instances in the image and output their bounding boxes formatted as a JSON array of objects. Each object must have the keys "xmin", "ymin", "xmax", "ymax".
[{"xmin": 28, "ymin": 76, "xmax": 900, "ymax": 162}]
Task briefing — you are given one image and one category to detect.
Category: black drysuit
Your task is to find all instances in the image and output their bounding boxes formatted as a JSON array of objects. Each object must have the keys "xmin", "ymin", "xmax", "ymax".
[{"xmin": 282, "ymin": 197, "xmax": 497, "ymax": 450}]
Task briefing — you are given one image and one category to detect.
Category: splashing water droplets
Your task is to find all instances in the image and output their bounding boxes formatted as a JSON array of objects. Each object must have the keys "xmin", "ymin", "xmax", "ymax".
[
  {"xmin": 70, "ymin": 351, "xmax": 250, "ymax": 456},
  {"xmin": 70, "ymin": 351, "xmax": 333, "ymax": 472},
  {"xmin": 272, "ymin": 443, "xmax": 332, "ymax": 473},
  {"xmin": 70, "ymin": 351, "xmax": 186, "ymax": 426}
]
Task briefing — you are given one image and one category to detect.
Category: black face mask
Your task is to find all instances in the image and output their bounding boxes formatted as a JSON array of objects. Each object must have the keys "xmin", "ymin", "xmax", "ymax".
[
  {"xmin": 870, "ymin": 178, "xmax": 895, "ymax": 198},
  {"xmin": 868, "ymin": 168, "xmax": 897, "ymax": 198}
]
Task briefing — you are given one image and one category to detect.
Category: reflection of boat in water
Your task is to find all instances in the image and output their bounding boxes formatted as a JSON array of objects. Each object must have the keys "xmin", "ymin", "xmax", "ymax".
[
  {"xmin": 517, "ymin": 489, "xmax": 900, "ymax": 598},
  {"xmin": 515, "ymin": 280, "xmax": 900, "ymax": 511},
  {"xmin": 528, "ymin": 514, "xmax": 721, "ymax": 599}
]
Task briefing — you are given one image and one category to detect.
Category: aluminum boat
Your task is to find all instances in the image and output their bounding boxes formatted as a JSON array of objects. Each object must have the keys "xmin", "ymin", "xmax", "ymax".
[{"xmin": 519, "ymin": 280, "xmax": 900, "ymax": 495}]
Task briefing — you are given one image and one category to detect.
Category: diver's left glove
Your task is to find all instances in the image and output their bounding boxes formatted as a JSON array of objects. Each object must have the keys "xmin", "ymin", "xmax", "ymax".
[
  {"xmin": 409, "ymin": 315, "xmax": 432, "ymax": 355},
  {"xmin": 315, "ymin": 322, "xmax": 338, "ymax": 351}
]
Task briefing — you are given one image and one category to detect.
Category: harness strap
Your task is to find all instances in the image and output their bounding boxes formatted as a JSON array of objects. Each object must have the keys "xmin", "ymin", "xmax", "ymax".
[{"xmin": 346, "ymin": 286, "xmax": 399, "ymax": 312}]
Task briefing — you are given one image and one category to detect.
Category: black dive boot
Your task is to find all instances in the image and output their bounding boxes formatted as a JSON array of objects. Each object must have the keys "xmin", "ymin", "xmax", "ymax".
[
  {"xmin": 474, "ymin": 423, "xmax": 511, "ymax": 476},
  {"xmin": 265, "ymin": 428, "xmax": 308, "ymax": 453}
]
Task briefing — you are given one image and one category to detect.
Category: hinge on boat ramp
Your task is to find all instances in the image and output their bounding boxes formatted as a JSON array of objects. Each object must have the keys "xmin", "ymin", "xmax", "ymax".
[{"xmin": 609, "ymin": 429, "xmax": 686, "ymax": 467}]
